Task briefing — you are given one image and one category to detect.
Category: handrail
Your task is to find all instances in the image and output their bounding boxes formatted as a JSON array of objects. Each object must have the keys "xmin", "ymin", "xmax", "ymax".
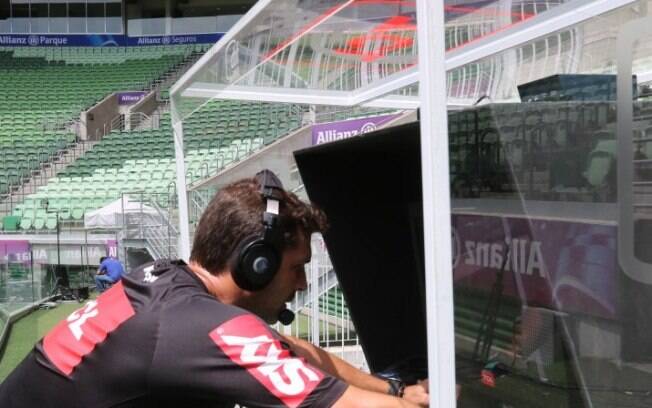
[{"xmin": 109, "ymin": 114, "xmax": 124, "ymax": 133}]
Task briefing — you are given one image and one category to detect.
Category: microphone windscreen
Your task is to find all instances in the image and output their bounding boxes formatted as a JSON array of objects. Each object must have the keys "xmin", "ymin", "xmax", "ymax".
[{"xmin": 278, "ymin": 308, "xmax": 295, "ymax": 325}]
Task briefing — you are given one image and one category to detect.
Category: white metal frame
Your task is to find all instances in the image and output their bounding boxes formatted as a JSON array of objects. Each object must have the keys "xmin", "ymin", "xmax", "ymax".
[{"xmin": 417, "ymin": 1, "xmax": 456, "ymax": 406}]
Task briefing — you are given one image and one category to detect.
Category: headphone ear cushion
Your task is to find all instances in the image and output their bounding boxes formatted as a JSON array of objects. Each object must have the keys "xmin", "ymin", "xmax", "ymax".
[{"xmin": 233, "ymin": 239, "xmax": 281, "ymax": 291}]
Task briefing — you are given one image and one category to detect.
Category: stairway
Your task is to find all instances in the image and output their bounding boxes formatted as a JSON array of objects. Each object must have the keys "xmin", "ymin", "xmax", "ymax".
[{"xmin": 152, "ymin": 50, "xmax": 205, "ymax": 102}]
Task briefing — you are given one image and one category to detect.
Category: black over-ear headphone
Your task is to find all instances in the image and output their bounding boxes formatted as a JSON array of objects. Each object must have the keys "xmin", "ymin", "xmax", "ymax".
[{"xmin": 232, "ymin": 169, "xmax": 284, "ymax": 291}]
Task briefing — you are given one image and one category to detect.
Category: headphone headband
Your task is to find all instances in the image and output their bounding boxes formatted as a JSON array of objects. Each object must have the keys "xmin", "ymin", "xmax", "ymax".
[
  {"xmin": 232, "ymin": 169, "xmax": 284, "ymax": 291},
  {"xmin": 255, "ymin": 169, "xmax": 284, "ymax": 200},
  {"xmin": 256, "ymin": 169, "xmax": 283, "ymax": 246}
]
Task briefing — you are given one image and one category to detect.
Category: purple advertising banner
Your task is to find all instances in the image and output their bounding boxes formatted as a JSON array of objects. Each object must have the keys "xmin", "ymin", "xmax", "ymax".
[
  {"xmin": 106, "ymin": 240, "xmax": 118, "ymax": 258},
  {"xmin": 312, "ymin": 114, "xmax": 401, "ymax": 145},
  {"xmin": 0, "ymin": 240, "xmax": 31, "ymax": 264},
  {"xmin": 117, "ymin": 92, "xmax": 147, "ymax": 105},
  {"xmin": 453, "ymin": 214, "xmax": 617, "ymax": 319}
]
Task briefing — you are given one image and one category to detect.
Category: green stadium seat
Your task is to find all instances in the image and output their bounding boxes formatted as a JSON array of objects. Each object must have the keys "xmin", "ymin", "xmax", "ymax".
[{"xmin": 2, "ymin": 215, "xmax": 21, "ymax": 231}]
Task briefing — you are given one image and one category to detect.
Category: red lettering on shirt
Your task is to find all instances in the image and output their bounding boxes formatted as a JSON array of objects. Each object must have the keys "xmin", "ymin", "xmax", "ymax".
[
  {"xmin": 210, "ymin": 315, "xmax": 324, "ymax": 408},
  {"xmin": 43, "ymin": 281, "xmax": 135, "ymax": 376}
]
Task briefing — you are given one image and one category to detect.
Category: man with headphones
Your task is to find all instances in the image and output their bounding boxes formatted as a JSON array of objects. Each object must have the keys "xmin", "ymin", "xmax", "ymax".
[{"xmin": 0, "ymin": 170, "xmax": 429, "ymax": 408}]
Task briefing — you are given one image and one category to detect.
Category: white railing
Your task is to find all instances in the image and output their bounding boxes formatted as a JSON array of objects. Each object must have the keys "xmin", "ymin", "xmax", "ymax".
[
  {"xmin": 119, "ymin": 192, "xmax": 179, "ymax": 260},
  {"xmin": 277, "ymin": 235, "xmax": 362, "ymax": 364}
]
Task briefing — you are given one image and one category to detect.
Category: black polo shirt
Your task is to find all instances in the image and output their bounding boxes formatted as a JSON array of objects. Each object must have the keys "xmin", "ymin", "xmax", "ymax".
[{"xmin": 0, "ymin": 260, "xmax": 347, "ymax": 408}]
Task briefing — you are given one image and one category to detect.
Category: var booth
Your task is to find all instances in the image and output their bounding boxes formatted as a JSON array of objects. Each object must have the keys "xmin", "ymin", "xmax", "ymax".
[{"xmin": 294, "ymin": 119, "xmax": 652, "ymax": 407}]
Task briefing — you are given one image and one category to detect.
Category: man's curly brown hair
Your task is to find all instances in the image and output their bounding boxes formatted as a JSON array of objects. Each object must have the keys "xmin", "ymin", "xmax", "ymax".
[{"xmin": 190, "ymin": 177, "xmax": 328, "ymax": 275}]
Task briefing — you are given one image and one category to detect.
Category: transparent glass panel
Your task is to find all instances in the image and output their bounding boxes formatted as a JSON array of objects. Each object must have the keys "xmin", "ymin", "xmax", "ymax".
[
  {"xmin": 30, "ymin": 2, "xmax": 48, "ymax": 33},
  {"xmin": 215, "ymin": 14, "xmax": 241, "ymax": 32},
  {"xmin": 106, "ymin": 1, "xmax": 121, "ymax": 32},
  {"xmin": 87, "ymin": 2, "xmax": 105, "ymax": 33},
  {"xmin": 49, "ymin": 2, "xmax": 67, "ymax": 33},
  {"xmin": 11, "ymin": 1, "xmax": 29, "ymax": 33},
  {"xmin": 126, "ymin": 17, "xmax": 143, "ymax": 36},
  {"xmin": 174, "ymin": 0, "xmax": 420, "ymax": 121},
  {"xmin": 0, "ymin": 241, "xmax": 35, "ymax": 313},
  {"xmin": 128, "ymin": 17, "xmax": 166, "ymax": 36},
  {"xmin": 174, "ymin": 0, "xmax": 572, "ymax": 123},
  {"xmin": 171, "ymin": 16, "xmax": 216, "ymax": 34},
  {"xmin": 443, "ymin": 0, "xmax": 568, "ymax": 51},
  {"xmin": 396, "ymin": 3, "xmax": 627, "ymax": 107},
  {"xmin": 444, "ymin": 3, "xmax": 652, "ymax": 407},
  {"xmin": 127, "ymin": 0, "xmax": 166, "ymax": 35},
  {"xmin": 68, "ymin": 2, "xmax": 85, "ymax": 33},
  {"xmin": 0, "ymin": 0, "xmax": 9, "ymax": 33}
]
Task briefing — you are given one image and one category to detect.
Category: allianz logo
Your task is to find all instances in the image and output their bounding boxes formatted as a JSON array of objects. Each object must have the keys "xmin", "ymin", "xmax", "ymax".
[
  {"xmin": 461, "ymin": 238, "xmax": 547, "ymax": 278},
  {"xmin": 314, "ymin": 122, "xmax": 378, "ymax": 144}
]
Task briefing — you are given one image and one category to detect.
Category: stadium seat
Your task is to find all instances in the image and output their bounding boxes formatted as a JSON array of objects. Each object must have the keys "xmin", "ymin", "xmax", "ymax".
[{"xmin": 2, "ymin": 216, "xmax": 21, "ymax": 231}]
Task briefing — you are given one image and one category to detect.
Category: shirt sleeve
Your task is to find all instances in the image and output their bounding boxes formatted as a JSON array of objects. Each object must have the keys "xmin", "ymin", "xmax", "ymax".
[{"xmin": 150, "ymin": 299, "xmax": 348, "ymax": 408}]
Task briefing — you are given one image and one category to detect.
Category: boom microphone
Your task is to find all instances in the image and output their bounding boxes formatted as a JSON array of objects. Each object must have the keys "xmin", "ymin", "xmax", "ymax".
[{"xmin": 278, "ymin": 308, "xmax": 295, "ymax": 325}]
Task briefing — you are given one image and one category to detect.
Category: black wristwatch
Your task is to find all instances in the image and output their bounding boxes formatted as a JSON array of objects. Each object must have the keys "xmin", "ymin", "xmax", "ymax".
[{"xmin": 386, "ymin": 378, "xmax": 406, "ymax": 398}]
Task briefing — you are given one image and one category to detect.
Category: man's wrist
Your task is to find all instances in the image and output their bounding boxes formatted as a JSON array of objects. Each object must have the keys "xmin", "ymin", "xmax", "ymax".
[{"xmin": 386, "ymin": 378, "xmax": 406, "ymax": 398}]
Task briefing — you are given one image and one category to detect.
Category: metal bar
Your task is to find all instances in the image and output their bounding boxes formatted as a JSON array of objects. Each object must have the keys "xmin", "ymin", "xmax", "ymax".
[
  {"xmin": 171, "ymin": 95, "xmax": 191, "ymax": 261},
  {"xmin": 183, "ymin": 82, "xmax": 349, "ymax": 105},
  {"xmin": 416, "ymin": 0, "xmax": 456, "ymax": 406}
]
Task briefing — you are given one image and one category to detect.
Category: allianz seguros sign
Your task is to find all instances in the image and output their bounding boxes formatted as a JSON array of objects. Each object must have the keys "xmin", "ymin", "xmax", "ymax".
[{"xmin": 311, "ymin": 114, "xmax": 401, "ymax": 145}]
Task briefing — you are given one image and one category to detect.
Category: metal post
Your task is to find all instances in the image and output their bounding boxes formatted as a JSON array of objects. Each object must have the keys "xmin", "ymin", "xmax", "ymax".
[
  {"xmin": 30, "ymin": 247, "xmax": 34, "ymax": 302},
  {"xmin": 171, "ymin": 95, "xmax": 191, "ymax": 261},
  {"xmin": 56, "ymin": 214, "xmax": 60, "ymax": 271},
  {"xmin": 416, "ymin": 0, "xmax": 457, "ymax": 406},
  {"xmin": 311, "ymin": 239, "xmax": 319, "ymax": 345}
]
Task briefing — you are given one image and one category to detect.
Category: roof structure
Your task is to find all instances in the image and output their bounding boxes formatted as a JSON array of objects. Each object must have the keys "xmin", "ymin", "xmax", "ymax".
[{"xmin": 171, "ymin": 0, "xmax": 634, "ymax": 120}]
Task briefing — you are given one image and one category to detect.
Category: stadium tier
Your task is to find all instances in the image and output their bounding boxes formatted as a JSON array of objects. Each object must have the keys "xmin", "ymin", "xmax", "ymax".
[
  {"xmin": 7, "ymin": 100, "xmax": 305, "ymax": 230},
  {"xmin": 0, "ymin": 46, "xmax": 196, "ymax": 201},
  {"xmin": 319, "ymin": 287, "xmax": 350, "ymax": 320}
]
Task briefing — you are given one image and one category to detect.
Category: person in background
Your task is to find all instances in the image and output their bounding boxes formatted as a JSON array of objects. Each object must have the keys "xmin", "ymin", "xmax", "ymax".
[{"xmin": 94, "ymin": 256, "xmax": 124, "ymax": 293}]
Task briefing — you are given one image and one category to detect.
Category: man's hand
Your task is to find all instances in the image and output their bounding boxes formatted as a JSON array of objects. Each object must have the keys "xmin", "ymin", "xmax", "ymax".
[
  {"xmin": 281, "ymin": 335, "xmax": 430, "ymax": 407},
  {"xmin": 403, "ymin": 379, "xmax": 429, "ymax": 407}
]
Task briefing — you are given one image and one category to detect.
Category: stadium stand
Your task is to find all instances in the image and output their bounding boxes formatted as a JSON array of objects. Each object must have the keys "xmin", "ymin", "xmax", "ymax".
[
  {"xmin": 0, "ymin": 46, "xmax": 197, "ymax": 203},
  {"xmin": 9, "ymin": 100, "xmax": 305, "ymax": 230},
  {"xmin": 0, "ymin": 46, "xmax": 214, "ymax": 230}
]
